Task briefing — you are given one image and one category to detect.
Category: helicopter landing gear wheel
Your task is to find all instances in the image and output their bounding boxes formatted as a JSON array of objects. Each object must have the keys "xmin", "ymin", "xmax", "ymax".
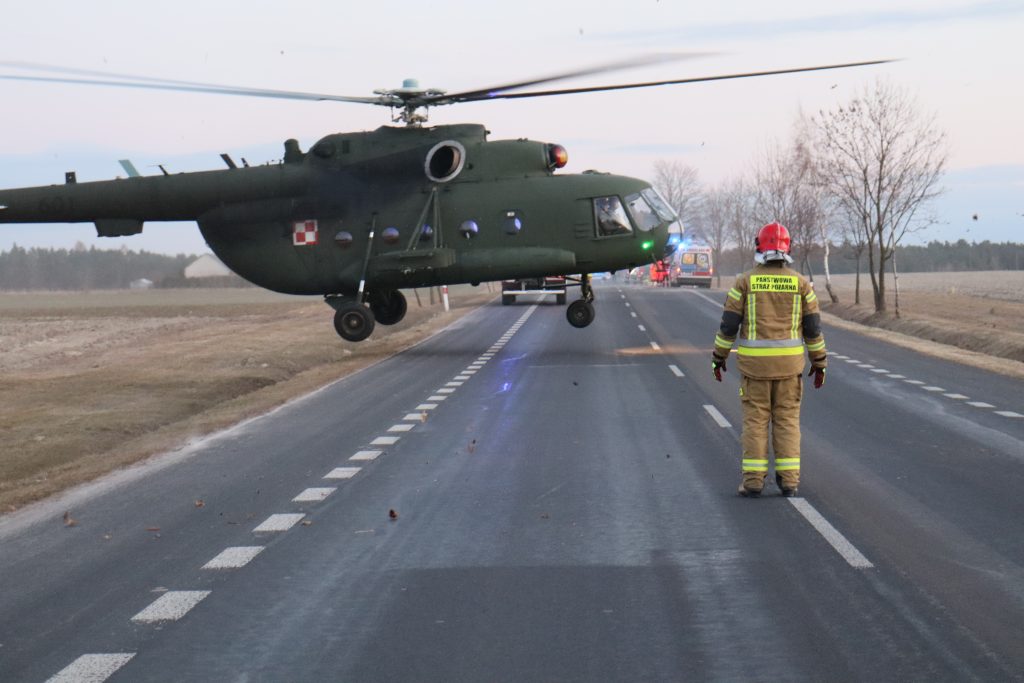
[
  {"xmin": 566, "ymin": 299, "xmax": 595, "ymax": 328},
  {"xmin": 333, "ymin": 302, "xmax": 376, "ymax": 342},
  {"xmin": 368, "ymin": 289, "xmax": 407, "ymax": 325}
]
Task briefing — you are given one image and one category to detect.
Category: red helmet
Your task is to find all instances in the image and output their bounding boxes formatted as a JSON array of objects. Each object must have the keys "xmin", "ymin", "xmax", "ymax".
[{"xmin": 755, "ymin": 222, "xmax": 791, "ymax": 257}]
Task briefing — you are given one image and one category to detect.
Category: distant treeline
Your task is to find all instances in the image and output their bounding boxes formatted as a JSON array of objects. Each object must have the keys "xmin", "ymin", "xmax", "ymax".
[
  {"xmin": 717, "ymin": 239, "xmax": 1024, "ymax": 278},
  {"xmin": 0, "ymin": 245, "xmax": 196, "ymax": 290}
]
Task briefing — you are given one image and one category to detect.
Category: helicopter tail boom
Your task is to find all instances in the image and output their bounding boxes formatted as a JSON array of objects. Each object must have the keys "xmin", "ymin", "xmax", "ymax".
[{"xmin": 0, "ymin": 164, "xmax": 309, "ymax": 235}]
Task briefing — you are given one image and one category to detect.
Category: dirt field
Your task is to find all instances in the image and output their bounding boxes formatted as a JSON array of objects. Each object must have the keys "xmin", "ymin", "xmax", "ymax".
[
  {"xmin": 0, "ymin": 286, "xmax": 496, "ymax": 512},
  {"xmin": 819, "ymin": 271, "xmax": 1024, "ymax": 365}
]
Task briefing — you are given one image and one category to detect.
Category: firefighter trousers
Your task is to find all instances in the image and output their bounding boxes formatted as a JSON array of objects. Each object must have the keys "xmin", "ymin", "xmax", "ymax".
[{"xmin": 739, "ymin": 374, "xmax": 802, "ymax": 491}]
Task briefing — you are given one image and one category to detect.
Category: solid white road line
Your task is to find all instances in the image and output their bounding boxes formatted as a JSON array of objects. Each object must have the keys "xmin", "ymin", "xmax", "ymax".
[
  {"xmin": 669, "ymin": 365, "xmax": 685, "ymax": 378},
  {"xmin": 350, "ymin": 450, "xmax": 382, "ymax": 461},
  {"xmin": 253, "ymin": 514, "xmax": 306, "ymax": 533},
  {"xmin": 325, "ymin": 467, "xmax": 361, "ymax": 479},
  {"xmin": 995, "ymin": 411, "xmax": 1023, "ymax": 418},
  {"xmin": 131, "ymin": 591, "xmax": 211, "ymax": 623},
  {"xmin": 46, "ymin": 653, "xmax": 136, "ymax": 683},
  {"xmin": 293, "ymin": 487, "xmax": 336, "ymax": 502},
  {"xmin": 388, "ymin": 423, "xmax": 414, "ymax": 432},
  {"xmin": 788, "ymin": 498, "xmax": 874, "ymax": 569},
  {"xmin": 967, "ymin": 401, "xmax": 995, "ymax": 408},
  {"xmin": 702, "ymin": 405, "xmax": 732, "ymax": 428},
  {"xmin": 203, "ymin": 546, "xmax": 265, "ymax": 570},
  {"xmin": 371, "ymin": 435, "xmax": 400, "ymax": 445}
]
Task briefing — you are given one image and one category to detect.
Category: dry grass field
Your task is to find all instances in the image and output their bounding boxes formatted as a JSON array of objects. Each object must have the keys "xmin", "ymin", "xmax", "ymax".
[
  {"xmin": 820, "ymin": 271, "xmax": 1024, "ymax": 364},
  {"xmin": 0, "ymin": 286, "xmax": 496, "ymax": 512}
]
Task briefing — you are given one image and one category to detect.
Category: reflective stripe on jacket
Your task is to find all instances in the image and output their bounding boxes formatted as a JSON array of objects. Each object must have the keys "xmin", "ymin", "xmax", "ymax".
[{"xmin": 712, "ymin": 263, "xmax": 827, "ymax": 379}]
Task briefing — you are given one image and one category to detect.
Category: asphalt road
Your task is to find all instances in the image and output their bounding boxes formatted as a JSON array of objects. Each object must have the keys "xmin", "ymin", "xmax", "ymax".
[{"xmin": 2, "ymin": 280, "xmax": 1022, "ymax": 682}]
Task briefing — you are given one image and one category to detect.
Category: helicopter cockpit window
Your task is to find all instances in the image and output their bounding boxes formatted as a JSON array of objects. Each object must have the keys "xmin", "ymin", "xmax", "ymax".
[
  {"xmin": 624, "ymin": 193, "xmax": 661, "ymax": 233},
  {"xmin": 594, "ymin": 196, "xmax": 632, "ymax": 237},
  {"xmin": 641, "ymin": 187, "xmax": 678, "ymax": 223}
]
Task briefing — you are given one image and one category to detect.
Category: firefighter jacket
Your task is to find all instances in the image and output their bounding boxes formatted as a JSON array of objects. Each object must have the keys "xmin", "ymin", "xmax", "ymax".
[{"xmin": 713, "ymin": 263, "xmax": 827, "ymax": 379}]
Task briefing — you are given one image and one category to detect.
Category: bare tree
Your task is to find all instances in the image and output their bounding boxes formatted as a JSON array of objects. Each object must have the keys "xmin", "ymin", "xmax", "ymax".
[
  {"xmin": 724, "ymin": 176, "xmax": 758, "ymax": 262},
  {"xmin": 812, "ymin": 80, "xmax": 947, "ymax": 313},
  {"xmin": 700, "ymin": 187, "xmax": 733, "ymax": 288},
  {"xmin": 652, "ymin": 160, "xmax": 703, "ymax": 235}
]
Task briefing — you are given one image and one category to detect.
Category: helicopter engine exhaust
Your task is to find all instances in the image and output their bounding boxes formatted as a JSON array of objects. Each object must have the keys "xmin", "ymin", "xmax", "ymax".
[{"xmin": 424, "ymin": 140, "xmax": 466, "ymax": 183}]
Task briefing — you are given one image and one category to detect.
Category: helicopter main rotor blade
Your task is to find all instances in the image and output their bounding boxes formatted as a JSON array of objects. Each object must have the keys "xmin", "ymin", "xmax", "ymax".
[
  {"xmin": 440, "ymin": 60, "xmax": 895, "ymax": 103},
  {"xmin": 0, "ymin": 64, "xmax": 392, "ymax": 106},
  {"xmin": 424, "ymin": 52, "xmax": 714, "ymax": 105}
]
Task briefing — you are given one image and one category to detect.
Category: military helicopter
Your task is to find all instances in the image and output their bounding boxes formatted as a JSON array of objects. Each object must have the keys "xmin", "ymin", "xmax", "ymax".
[{"xmin": 0, "ymin": 57, "xmax": 887, "ymax": 341}]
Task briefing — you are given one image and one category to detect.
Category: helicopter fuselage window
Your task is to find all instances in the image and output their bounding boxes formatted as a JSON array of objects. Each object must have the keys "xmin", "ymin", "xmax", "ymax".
[
  {"xmin": 624, "ymin": 193, "xmax": 661, "ymax": 232},
  {"xmin": 594, "ymin": 196, "xmax": 632, "ymax": 237}
]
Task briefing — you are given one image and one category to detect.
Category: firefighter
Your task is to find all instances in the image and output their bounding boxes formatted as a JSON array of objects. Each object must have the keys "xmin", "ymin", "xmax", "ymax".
[{"xmin": 711, "ymin": 222, "xmax": 827, "ymax": 497}]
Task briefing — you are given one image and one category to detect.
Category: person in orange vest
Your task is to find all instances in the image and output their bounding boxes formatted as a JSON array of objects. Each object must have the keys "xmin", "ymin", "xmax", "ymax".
[
  {"xmin": 650, "ymin": 259, "xmax": 669, "ymax": 285},
  {"xmin": 711, "ymin": 222, "xmax": 827, "ymax": 497}
]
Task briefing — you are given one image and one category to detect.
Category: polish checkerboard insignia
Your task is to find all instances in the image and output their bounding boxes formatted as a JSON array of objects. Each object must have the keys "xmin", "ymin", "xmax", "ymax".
[{"xmin": 292, "ymin": 220, "xmax": 319, "ymax": 246}]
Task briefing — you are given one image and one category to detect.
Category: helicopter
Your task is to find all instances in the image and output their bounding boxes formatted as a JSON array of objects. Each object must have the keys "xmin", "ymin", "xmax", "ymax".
[{"xmin": 0, "ymin": 57, "xmax": 888, "ymax": 341}]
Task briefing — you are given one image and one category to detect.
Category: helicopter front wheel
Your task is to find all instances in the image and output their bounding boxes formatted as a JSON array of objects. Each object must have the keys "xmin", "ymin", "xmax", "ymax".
[
  {"xmin": 333, "ymin": 303, "xmax": 376, "ymax": 342},
  {"xmin": 566, "ymin": 299, "xmax": 595, "ymax": 328}
]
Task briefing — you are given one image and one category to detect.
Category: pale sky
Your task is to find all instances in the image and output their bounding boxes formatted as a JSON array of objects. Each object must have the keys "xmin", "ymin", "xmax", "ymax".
[{"xmin": 1, "ymin": 0, "xmax": 1021, "ymax": 255}]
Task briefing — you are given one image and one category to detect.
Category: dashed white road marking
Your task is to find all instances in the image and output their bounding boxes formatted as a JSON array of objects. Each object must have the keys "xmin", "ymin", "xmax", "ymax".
[
  {"xmin": 650, "ymin": 341, "xmax": 661, "ymax": 351},
  {"xmin": 388, "ymin": 423, "xmax": 414, "ymax": 432},
  {"xmin": 371, "ymin": 435, "xmax": 400, "ymax": 445},
  {"xmin": 922, "ymin": 386, "xmax": 945, "ymax": 392},
  {"xmin": 857, "ymin": 364, "xmax": 875, "ymax": 369},
  {"xmin": 437, "ymin": 388, "xmax": 456, "ymax": 394},
  {"xmin": 131, "ymin": 591, "xmax": 211, "ymax": 623},
  {"xmin": 833, "ymin": 354, "xmax": 850, "ymax": 360},
  {"xmin": 455, "ymin": 374, "xmax": 472, "ymax": 380},
  {"xmin": 253, "ymin": 513, "xmax": 306, "ymax": 533},
  {"xmin": 995, "ymin": 411, "xmax": 1023, "ymax": 418},
  {"xmin": 702, "ymin": 404, "xmax": 732, "ymax": 428},
  {"xmin": 844, "ymin": 359, "xmax": 860, "ymax": 364},
  {"xmin": 943, "ymin": 393, "xmax": 969, "ymax": 400},
  {"xmin": 46, "ymin": 653, "xmax": 136, "ymax": 683},
  {"xmin": 293, "ymin": 487, "xmax": 336, "ymax": 502},
  {"xmin": 631, "ymin": 312, "xmax": 638, "ymax": 318},
  {"xmin": 427, "ymin": 395, "xmax": 447, "ymax": 402},
  {"xmin": 904, "ymin": 379, "xmax": 925, "ymax": 385},
  {"xmin": 462, "ymin": 369, "xmax": 478, "ymax": 374},
  {"xmin": 669, "ymin": 364, "xmax": 685, "ymax": 378},
  {"xmin": 871, "ymin": 368, "xmax": 889, "ymax": 373},
  {"xmin": 416, "ymin": 403, "xmax": 437, "ymax": 410},
  {"xmin": 887, "ymin": 374, "xmax": 906, "ymax": 379},
  {"xmin": 788, "ymin": 499, "xmax": 873, "ymax": 569},
  {"xmin": 325, "ymin": 467, "xmax": 361, "ymax": 479},
  {"xmin": 967, "ymin": 401, "xmax": 995, "ymax": 408},
  {"xmin": 350, "ymin": 450, "xmax": 382, "ymax": 461},
  {"xmin": 445, "ymin": 381, "xmax": 464, "ymax": 387},
  {"xmin": 404, "ymin": 413, "xmax": 424, "ymax": 421},
  {"xmin": 203, "ymin": 546, "xmax": 265, "ymax": 570},
  {"xmin": 638, "ymin": 324, "xmax": 647, "ymax": 332}
]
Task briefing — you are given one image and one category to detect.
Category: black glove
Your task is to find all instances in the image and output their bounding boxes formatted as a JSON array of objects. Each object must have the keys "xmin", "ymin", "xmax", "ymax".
[
  {"xmin": 808, "ymin": 366, "xmax": 826, "ymax": 389},
  {"xmin": 712, "ymin": 357, "xmax": 727, "ymax": 382}
]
